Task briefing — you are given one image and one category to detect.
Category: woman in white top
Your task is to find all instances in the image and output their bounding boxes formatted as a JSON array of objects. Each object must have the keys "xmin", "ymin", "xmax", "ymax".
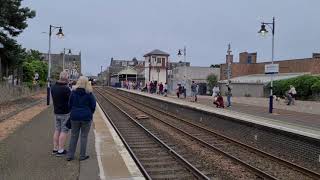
[{"xmin": 212, "ymin": 85, "xmax": 220, "ymax": 97}]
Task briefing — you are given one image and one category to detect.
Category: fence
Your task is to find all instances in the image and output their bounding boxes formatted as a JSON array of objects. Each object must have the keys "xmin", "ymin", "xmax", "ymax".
[{"xmin": 0, "ymin": 82, "xmax": 43, "ymax": 104}]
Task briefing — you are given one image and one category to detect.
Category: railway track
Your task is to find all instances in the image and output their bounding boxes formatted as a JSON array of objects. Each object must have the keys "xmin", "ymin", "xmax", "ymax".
[
  {"xmin": 95, "ymin": 88, "xmax": 210, "ymax": 179},
  {"xmin": 95, "ymin": 87, "xmax": 320, "ymax": 180}
]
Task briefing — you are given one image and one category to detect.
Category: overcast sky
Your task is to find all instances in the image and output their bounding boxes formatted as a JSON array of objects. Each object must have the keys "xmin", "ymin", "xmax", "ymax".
[{"xmin": 18, "ymin": 0, "xmax": 319, "ymax": 75}]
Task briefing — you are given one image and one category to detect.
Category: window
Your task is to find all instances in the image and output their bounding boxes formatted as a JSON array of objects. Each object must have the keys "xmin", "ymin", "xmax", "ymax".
[
  {"xmin": 162, "ymin": 58, "xmax": 165, "ymax": 63},
  {"xmin": 157, "ymin": 58, "xmax": 161, "ymax": 63},
  {"xmin": 247, "ymin": 56, "xmax": 252, "ymax": 64}
]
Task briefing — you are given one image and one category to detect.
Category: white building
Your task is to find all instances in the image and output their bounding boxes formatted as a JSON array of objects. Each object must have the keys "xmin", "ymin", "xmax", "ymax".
[
  {"xmin": 218, "ymin": 73, "xmax": 308, "ymax": 97},
  {"xmin": 144, "ymin": 49, "xmax": 170, "ymax": 84},
  {"xmin": 168, "ymin": 66, "xmax": 220, "ymax": 95}
]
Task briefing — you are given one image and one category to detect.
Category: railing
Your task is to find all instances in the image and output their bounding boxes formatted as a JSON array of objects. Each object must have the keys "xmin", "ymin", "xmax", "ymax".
[{"xmin": 0, "ymin": 82, "xmax": 44, "ymax": 104}]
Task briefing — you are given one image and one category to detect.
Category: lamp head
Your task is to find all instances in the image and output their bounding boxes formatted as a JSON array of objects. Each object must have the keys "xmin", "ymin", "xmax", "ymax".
[
  {"xmin": 177, "ymin": 49, "xmax": 182, "ymax": 56},
  {"xmin": 56, "ymin": 28, "xmax": 64, "ymax": 38},
  {"xmin": 258, "ymin": 24, "xmax": 268, "ymax": 37}
]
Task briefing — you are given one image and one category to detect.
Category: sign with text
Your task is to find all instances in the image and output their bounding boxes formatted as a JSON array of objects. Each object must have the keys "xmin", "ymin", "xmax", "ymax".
[{"xmin": 265, "ymin": 64, "xmax": 279, "ymax": 74}]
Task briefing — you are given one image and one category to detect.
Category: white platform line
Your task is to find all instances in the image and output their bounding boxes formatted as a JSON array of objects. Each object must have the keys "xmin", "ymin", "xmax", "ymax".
[{"xmin": 94, "ymin": 129, "xmax": 106, "ymax": 180}]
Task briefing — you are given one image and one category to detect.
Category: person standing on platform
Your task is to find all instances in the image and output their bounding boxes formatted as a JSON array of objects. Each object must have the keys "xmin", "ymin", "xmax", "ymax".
[
  {"xmin": 159, "ymin": 82, "xmax": 164, "ymax": 95},
  {"xmin": 196, "ymin": 84, "xmax": 199, "ymax": 102},
  {"xmin": 212, "ymin": 85, "xmax": 220, "ymax": 97},
  {"xmin": 67, "ymin": 76, "xmax": 96, "ymax": 161},
  {"xmin": 226, "ymin": 80, "xmax": 232, "ymax": 107},
  {"xmin": 191, "ymin": 81, "xmax": 197, "ymax": 102},
  {"xmin": 164, "ymin": 82, "xmax": 168, "ymax": 97},
  {"xmin": 51, "ymin": 71, "xmax": 71, "ymax": 156},
  {"xmin": 287, "ymin": 85, "xmax": 297, "ymax": 105}
]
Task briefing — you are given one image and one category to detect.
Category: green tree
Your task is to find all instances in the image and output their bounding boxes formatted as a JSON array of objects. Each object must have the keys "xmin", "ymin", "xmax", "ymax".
[
  {"xmin": 210, "ymin": 64, "xmax": 220, "ymax": 68},
  {"xmin": 0, "ymin": 0, "xmax": 35, "ymax": 79},
  {"xmin": 0, "ymin": 0, "xmax": 36, "ymax": 37},
  {"xmin": 207, "ymin": 74, "xmax": 218, "ymax": 94},
  {"xmin": 22, "ymin": 50, "xmax": 47, "ymax": 86}
]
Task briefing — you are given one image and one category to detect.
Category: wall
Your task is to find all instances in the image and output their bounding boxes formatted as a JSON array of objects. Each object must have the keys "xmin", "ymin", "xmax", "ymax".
[
  {"xmin": 149, "ymin": 69, "xmax": 166, "ymax": 83},
  {"xmin": 173, "ymin": 66, "xmax": 220, "ymax": 82},
  {"xmin": 220, "ymin": 58, "xmax": 320, "ymax": 80},
  {"xmin": 219, "ymin": 83, "xmax": 265, "ymax": 97}
]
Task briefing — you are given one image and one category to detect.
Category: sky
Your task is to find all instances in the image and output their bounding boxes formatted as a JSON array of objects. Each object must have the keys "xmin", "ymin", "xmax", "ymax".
[{"xmin": 17, "ymin": 0, "xmax": 320, "ymax": 76}]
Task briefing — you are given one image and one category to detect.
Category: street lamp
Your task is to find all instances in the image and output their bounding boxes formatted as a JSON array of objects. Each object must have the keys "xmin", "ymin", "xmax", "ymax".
[
  {"xmin": 258, "ymin": 17, "xmax": 275, "ymax": 113},
  {"xmin": 47, "ymin": 25, "xmax": 64, "ymax": 105},
  {"xmin": 177, "ymin": 46, "xmax": 187, "ymax": 86},
  {"xmin": 0, "ymin": 42, "xmax": 4, "ymax": 81}
]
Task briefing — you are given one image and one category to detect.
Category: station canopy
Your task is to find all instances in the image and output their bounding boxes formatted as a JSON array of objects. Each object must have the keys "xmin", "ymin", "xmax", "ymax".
[{"xmin": 118, "ymin": 67, "xmax": 137, "ymax": 75}]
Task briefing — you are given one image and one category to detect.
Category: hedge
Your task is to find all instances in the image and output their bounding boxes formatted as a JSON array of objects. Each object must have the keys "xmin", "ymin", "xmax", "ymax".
[{"xmin": 267, "ymin": 75, "xmax": 320, "ymax": 100}]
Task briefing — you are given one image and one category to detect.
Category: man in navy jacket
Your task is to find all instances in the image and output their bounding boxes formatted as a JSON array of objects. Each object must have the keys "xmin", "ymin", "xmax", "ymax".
[{"xmin": 51, "ymin": 71, "xmax": 71, "ymax": 156}]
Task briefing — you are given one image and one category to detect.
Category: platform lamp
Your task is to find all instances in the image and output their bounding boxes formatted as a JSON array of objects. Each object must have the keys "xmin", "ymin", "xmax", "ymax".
[
  {"xmin": 177, "ymin": 46, "xmax": 187, "ymax": 87},
  {"xmin": 62, "ymin": 48, "xmax": 72, "ymax": 71},
  {"xmin": 47, "ymin": 25, "xmax": 64, "ymax": 105},
  {"xmin": 0, "ymin": 42, "xmax": 4, "ymax": 81},
  {"xmin": 258, "ymin": 17, "xmax": 275, "ymax": 113}
]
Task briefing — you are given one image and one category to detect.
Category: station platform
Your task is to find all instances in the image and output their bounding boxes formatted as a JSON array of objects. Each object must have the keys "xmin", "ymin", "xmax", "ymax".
[
  {"xmin": 0, "ymin": 103, "xmax": 144, "ymax": 180},
  {"xmin": 119, "ymin": 88, "xmax": 320, "ymax": 140}
]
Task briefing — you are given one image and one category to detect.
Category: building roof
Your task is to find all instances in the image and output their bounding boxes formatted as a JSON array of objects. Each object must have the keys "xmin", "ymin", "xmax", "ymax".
[
  {"xmin": 219, "ymin": 73, "xmax": 309, "ymax": 84},
  {"xmin": 143, "ymin": 49, "xmax": 170, "ymax": 57},
  {"xmin": 117, "ymin": 67, "xmax": 137, "ymax": 75}
]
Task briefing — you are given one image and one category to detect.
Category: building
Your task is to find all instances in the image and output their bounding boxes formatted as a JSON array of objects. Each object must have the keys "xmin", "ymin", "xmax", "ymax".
[
  {"xmin": 220, "ymin": 52, "xmax": 320, "ymax": 80},
  {"xmin": 144, "ymin": 49, "xmax": 170, "ymax": 84},
  {"xmin": 107, "ymin": 57, "xmax": 145, "ymax": 87},
  {"xmin": 219, "ymin": 73, "xmax": 308, "ymax": 97},
  {"xmin": 168, "ymin": 66, "xmax": 220, "ymax": 95},
  {"xmin": 41, "ymin": 52, "xmax": 81, "ymax": 80}
]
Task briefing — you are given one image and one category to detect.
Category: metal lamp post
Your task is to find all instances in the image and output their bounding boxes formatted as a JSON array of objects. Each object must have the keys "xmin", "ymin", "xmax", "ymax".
[
  {"xmin": 62, "ymin": 48, "xmax": 72, "ymax": 71},
  {"xmin": 177, "ymin": 46, "xmax": 187, "ymax": 86},
  {"xmin": 47, "ymin": 25, "xmax": 64, "ymax": 105},
  {"xmin": 258, "ymin": 17, "xmax": 275, "ymax": 113},
  {"xmin": 0, "ymin": 43, "xmax": 4, "ymax": 81}
]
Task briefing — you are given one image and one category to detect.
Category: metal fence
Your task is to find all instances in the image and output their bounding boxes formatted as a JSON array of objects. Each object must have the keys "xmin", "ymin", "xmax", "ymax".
[{"xmin": 0, "ymin": 82, "xmax": 43, "ymax": 104}]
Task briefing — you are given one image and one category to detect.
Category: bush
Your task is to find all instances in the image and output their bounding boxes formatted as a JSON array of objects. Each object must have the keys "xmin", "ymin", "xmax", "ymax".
[
  {"xmin": 268, "ymin": 75, "xmax": 320, "ymax": 100},
  {"xmin": 206, "ymin": 74, "xmax": 218, "ymax": 94},
  {"xmin": 311, "ymin": 81, "xmax": 320, "ymax": 93}
]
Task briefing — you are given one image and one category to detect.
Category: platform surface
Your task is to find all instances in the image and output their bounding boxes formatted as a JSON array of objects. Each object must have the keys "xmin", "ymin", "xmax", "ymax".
[
  {"xmin": 0, "ymin": 104, "xmax": 144, "ymax": 180},
  {"xmin": 119, "ymin": 88, "xmax": 320, "ymax": 140}
]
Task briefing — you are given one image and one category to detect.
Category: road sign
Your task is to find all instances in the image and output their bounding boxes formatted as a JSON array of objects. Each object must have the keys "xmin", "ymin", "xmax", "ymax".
[{"xmin": 265, "ymin": 64, "xmax": 279, "ymax": 74}]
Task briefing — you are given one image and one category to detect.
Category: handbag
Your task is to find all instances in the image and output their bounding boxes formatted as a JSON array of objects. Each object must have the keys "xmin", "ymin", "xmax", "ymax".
[{"xmin": 66, "ymin": 117, "xmax": 71, "ymax": 129}]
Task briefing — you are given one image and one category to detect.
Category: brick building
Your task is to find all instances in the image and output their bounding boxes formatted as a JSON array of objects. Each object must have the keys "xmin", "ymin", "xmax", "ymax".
[{"xmin": 220, "ymin": 52, "xmax": 320, "ymax": 80}]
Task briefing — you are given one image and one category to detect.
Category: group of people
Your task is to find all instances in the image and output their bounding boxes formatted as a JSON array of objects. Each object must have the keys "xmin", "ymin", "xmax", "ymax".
[
  {"xmin": 51, "ymin": 71, "xmax": 96, "ymax": 161},
  {"xmin": 212, "ymin": 80, "xmax": 233, "ymax": 108},
  {"xmin": 143, "ymin": 81, "xmax": 168, "ymax": 96},
  {"xmin": 122, "ymin": 80, "xmax": 142, "ymax": 90},
  {"xmin": 176, "ymin": 84, "xmax": 187, "ymax": 99}
]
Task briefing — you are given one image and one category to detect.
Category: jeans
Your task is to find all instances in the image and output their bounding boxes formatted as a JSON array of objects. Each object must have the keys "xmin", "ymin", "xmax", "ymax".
[
  {"xmin": 67, "ymin": 121, "xmax": 92, "ymax": 159},
  {"xmin": 227, "ymin": 95, "xmax": 231, "ymax": 107}
]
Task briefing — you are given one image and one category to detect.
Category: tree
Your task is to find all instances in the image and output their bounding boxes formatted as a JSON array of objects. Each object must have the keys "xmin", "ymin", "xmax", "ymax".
[
  {"xmin": 210, "ymin": 64, "xmax": 220, "ymax": 68},
  {"xmin": 22, "ymin": 50, "xmax": 47, "ymax": 87},
  {"xmin": 0, "ymin": 0, "xmax": 35, "ymax": 80},
  {"xmin": 0, "ymin": 0, "xmax": 36, "ymax": 37},
  {"xmin": 207, "ymin": 74, "xmax": 218, "ymax": 94}
]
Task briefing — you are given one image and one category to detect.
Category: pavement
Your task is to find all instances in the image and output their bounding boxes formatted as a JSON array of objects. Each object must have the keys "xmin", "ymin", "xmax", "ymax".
[
  {"xmin": 120, "ymin": 89, "xmax": 320, "ymax": 139},
  {"xmin": 191, "ymin": 95, "xmax": 320, "ymax": 130},
  {"xmin": 0, "ymin": 106, "xmax": 99, "ymax": 180},
  {"xmin": 0, "ymin": 103, "xmax": 144, "ymax": 180}
]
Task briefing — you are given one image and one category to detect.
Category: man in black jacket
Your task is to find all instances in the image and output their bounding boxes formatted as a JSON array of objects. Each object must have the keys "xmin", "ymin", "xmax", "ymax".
[{"xmin": 51, "ymin": 71, "xmax": 71, "ymax": 156}]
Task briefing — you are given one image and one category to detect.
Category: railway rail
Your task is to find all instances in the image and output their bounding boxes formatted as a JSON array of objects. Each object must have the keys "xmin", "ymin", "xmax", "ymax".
[
  {"xmin": 95, "ymin": 88, "xmax": 210, "ymax": 179},
  {"xmin": 95, "ymin": 87, "xmax": 320, "ymax": 180}
]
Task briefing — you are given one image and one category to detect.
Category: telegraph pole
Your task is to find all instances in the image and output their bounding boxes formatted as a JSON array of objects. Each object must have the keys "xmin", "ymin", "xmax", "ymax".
[{"xmin": 227, "ymin": 44, "xmax": 232, "ymax": 81}]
